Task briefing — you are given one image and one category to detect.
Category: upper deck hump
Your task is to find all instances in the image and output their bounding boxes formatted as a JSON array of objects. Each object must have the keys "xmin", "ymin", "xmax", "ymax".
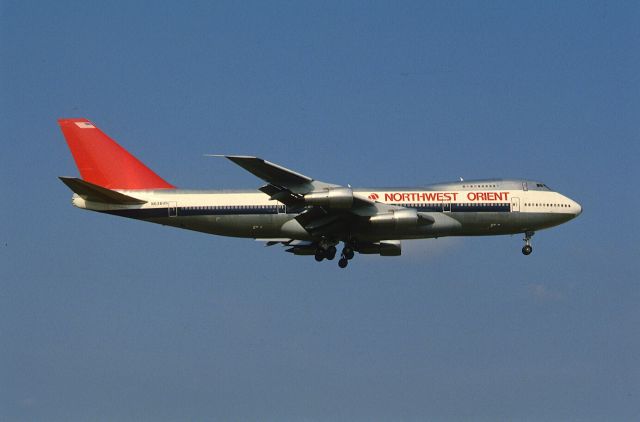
[{"xmin": 357, "ymin": 179, "xmax": 552, "ymax": 192}]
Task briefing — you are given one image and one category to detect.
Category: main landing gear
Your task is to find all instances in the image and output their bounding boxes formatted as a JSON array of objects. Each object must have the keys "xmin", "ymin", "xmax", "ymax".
[
  {"xmin": 522, "ymin": 231, "xmax": 534, "ymax": 255},
  {"xmin": 314, "ymin": 241, "xmax": 355, "ymax": 268},
  {"xmin": 338, "ymin": 245, "xmax": 355, "ymax": 269},
  {"xmin": 314, "ymin": 244, "xmax": 337, "ymax": 262}
]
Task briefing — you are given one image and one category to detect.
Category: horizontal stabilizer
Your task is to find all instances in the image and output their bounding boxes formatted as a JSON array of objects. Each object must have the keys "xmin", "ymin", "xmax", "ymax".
[{"xmin": 59, "ymin": 177, "xmax": 147, "ymax": 205}]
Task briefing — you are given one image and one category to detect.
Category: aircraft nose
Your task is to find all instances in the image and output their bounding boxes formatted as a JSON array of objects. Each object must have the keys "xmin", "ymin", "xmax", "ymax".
[{"xmin": 573, "ymin": 201, "xmax": 582, "ymax": 216}]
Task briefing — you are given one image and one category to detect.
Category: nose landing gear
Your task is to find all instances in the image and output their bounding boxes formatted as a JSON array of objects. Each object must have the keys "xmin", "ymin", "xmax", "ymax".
[{"xmin": 522, "ymin": 231, "xmax": 534, "ymax": 255}]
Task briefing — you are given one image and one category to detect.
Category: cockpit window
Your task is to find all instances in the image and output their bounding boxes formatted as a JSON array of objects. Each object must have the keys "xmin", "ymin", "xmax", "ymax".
[{"xmin": 536, "ymin": 183, "xmax": 551, "ymax": 191}]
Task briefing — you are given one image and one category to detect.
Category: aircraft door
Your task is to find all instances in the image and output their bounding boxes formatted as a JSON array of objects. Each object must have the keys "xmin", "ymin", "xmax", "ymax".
[
  {"xmin": 442, "ymin": 202, "xmax": 451, "ymax": 212},
  {"xmin": 168, "ymin": 201, "xmax": 178, "ymax": 217},
  {"xmin": 511, "ymin": 197, "xmax": 520, "ymax": 212}
]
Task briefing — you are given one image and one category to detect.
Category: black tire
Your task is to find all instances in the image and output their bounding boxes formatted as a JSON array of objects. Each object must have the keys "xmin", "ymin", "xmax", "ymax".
[
  {"xmin": 343, "ymin": 247, "xmax": 355, "ymax": 260},
  {"xmin": 522, "ymin": 245, "xmax": 533, "ymax": 255},
  {"xmin": 326, "ymin": 246, "xmax": 337, "ymax": 260},
  {"xmin": 314, "ymin": 249, "xmax": 325, "ymax": 262},
  {"xmin": 338, "ymin": 258, "xmax": 349, "ymax": 268}
]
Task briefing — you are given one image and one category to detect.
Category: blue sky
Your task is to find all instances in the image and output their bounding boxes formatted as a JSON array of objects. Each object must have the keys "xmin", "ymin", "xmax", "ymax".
[{"xmin": 1, "ymin": 1, "xmax": 639, "ymax": 420}]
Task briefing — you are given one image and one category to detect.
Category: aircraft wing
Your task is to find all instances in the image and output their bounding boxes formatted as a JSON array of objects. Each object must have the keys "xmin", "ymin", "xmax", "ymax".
[
  {"xmin": 209, "ymin": 155, "xmax": 331, "ymax": 194},
  {"xmin": 217, "ymin": 156, "xmax": 313, "ymax": 188},
  {"xmin": 216, "ymin": 155, "xmax": 425, "ymax": 237}
]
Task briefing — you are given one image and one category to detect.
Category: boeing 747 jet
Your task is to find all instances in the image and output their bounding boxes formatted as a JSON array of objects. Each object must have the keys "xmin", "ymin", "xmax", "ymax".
[{"xmin": 59, "ymin": 119, "xmax": 582, "ymax": 268}]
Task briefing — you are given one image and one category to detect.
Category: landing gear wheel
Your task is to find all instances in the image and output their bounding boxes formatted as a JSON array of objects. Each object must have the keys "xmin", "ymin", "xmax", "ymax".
[
  {"xmin": 338, "ymin": 257, "xmax": 349, "ymax": 268},
  {"xmin": 342, "ymin": 247, "xmax": 355, "ymax": 260},
  {"xmin": 314, "ymin": 248, "xmax": 325, "ymax": 262},
  {"xmin": 522, "ymin": 231, "xmax": 534, "ymax": 256},
  {"xmin": 326, "ymin": 246, "xmax": 337, "ymax": 260}
]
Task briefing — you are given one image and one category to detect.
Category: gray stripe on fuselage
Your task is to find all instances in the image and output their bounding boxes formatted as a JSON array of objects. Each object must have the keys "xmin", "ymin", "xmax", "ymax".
[{"xmin": 100, "ymin": 205, "xmax": 575, "ymax": 241}]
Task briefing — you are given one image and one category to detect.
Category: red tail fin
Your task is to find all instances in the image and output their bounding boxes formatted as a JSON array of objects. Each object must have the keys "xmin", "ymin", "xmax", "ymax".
[{"xmin": 58, "ymin": 118, "xmax": 175, "ymax": 190}]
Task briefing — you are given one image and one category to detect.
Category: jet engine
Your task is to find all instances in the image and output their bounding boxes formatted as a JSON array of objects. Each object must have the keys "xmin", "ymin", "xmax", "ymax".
[
  {"xmin": 285, "ymin": 244, "xmax": 316, "ymax": 255},
  {"xmin": 304, "ymin": 187, "xmax": 353, "ymax": 209},
  {"xmin": 368, "ymin": 209, "xmax": 433, "ymax": 229},
  {"xmin": 356, "ymin": 240, "xmax": 402, "ymax": 256}
]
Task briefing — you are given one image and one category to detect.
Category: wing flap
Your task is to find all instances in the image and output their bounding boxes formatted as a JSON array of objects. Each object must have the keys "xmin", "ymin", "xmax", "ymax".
[{"xmin": 258, "ymin": 184, "xmax": 303, "ymax": 205}]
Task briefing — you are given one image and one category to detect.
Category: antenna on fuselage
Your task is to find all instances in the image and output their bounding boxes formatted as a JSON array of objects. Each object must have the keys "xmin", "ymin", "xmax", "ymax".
[{"xmin": 459, "ymin": 177, "xmax": 464, "ymax": 182}]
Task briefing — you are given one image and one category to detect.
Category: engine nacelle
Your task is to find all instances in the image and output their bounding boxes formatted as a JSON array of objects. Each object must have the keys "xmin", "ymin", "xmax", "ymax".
[
  {"xmin": 285, "ymin": 245, "xmax": 316, "ymax": 255},
  {"xmin": 304, "ymin": 187, "xmax": 354, "ymax": 209},
  {"xmin": 357, "ymin": 240, "xmax": 401, "ymax": 256},
  {"xmin": 369, "ymin": 209, "xmax": 435, "ymax": 229}
]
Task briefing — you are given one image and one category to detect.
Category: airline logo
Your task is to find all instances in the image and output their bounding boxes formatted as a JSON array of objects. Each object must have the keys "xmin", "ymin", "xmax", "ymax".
[
  {"xmin": 368, "ymin": 193, "xmax": 379, "ymax": 200},
  {"xmin": 383, "ymin": 191, "xmax": 511, "ymax": 202},
  {"xmin": 75, "ymin": 121, "xmax": 96, "ymax": 129}
]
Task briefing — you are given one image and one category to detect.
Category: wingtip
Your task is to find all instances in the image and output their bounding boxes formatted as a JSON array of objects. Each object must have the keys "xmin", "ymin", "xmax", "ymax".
[
  {"xmin": 203, "ymin": 154, "xmax": 259, "ymax": 159},
  {"xmin": 226, "ymin": 155, "xmax": 260, "ymax": 159}
]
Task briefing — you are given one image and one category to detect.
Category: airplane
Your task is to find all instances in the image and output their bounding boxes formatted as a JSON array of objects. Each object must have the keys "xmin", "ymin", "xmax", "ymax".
[{"xmin": 58, "ymin": 118, "xmax": 582, "ymax": 268}]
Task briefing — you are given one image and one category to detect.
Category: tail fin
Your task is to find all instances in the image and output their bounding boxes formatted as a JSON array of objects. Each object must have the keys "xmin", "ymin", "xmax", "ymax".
[{"xmin": 58, "ymin": 118, "xmax": 175, "ymax": 190}]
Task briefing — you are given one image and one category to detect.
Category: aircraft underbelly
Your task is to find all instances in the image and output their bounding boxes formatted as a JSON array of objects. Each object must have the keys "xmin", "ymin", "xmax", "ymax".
[
  {"xmin": 449, "ymin": 212, "xmax": 574, "ymax": 235},
  {"xmin": 146, "ymin": 211, "xmax": 574, "ymax": 241}
]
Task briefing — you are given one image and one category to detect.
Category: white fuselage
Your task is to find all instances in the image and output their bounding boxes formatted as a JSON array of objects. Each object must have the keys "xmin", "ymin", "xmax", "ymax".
[{"xmin": 71, "ymin": 179, "xmax": 582, "ymax": 242}]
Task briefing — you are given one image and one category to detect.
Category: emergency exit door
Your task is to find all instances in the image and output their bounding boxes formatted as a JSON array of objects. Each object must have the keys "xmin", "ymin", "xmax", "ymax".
[
  {"xmin": 511, "ymin": 197, "xmax": 520, "ymax": 212},
  {"xmin": 168, "ymin": 201, "xmax": 178, "ymax": 217}
]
